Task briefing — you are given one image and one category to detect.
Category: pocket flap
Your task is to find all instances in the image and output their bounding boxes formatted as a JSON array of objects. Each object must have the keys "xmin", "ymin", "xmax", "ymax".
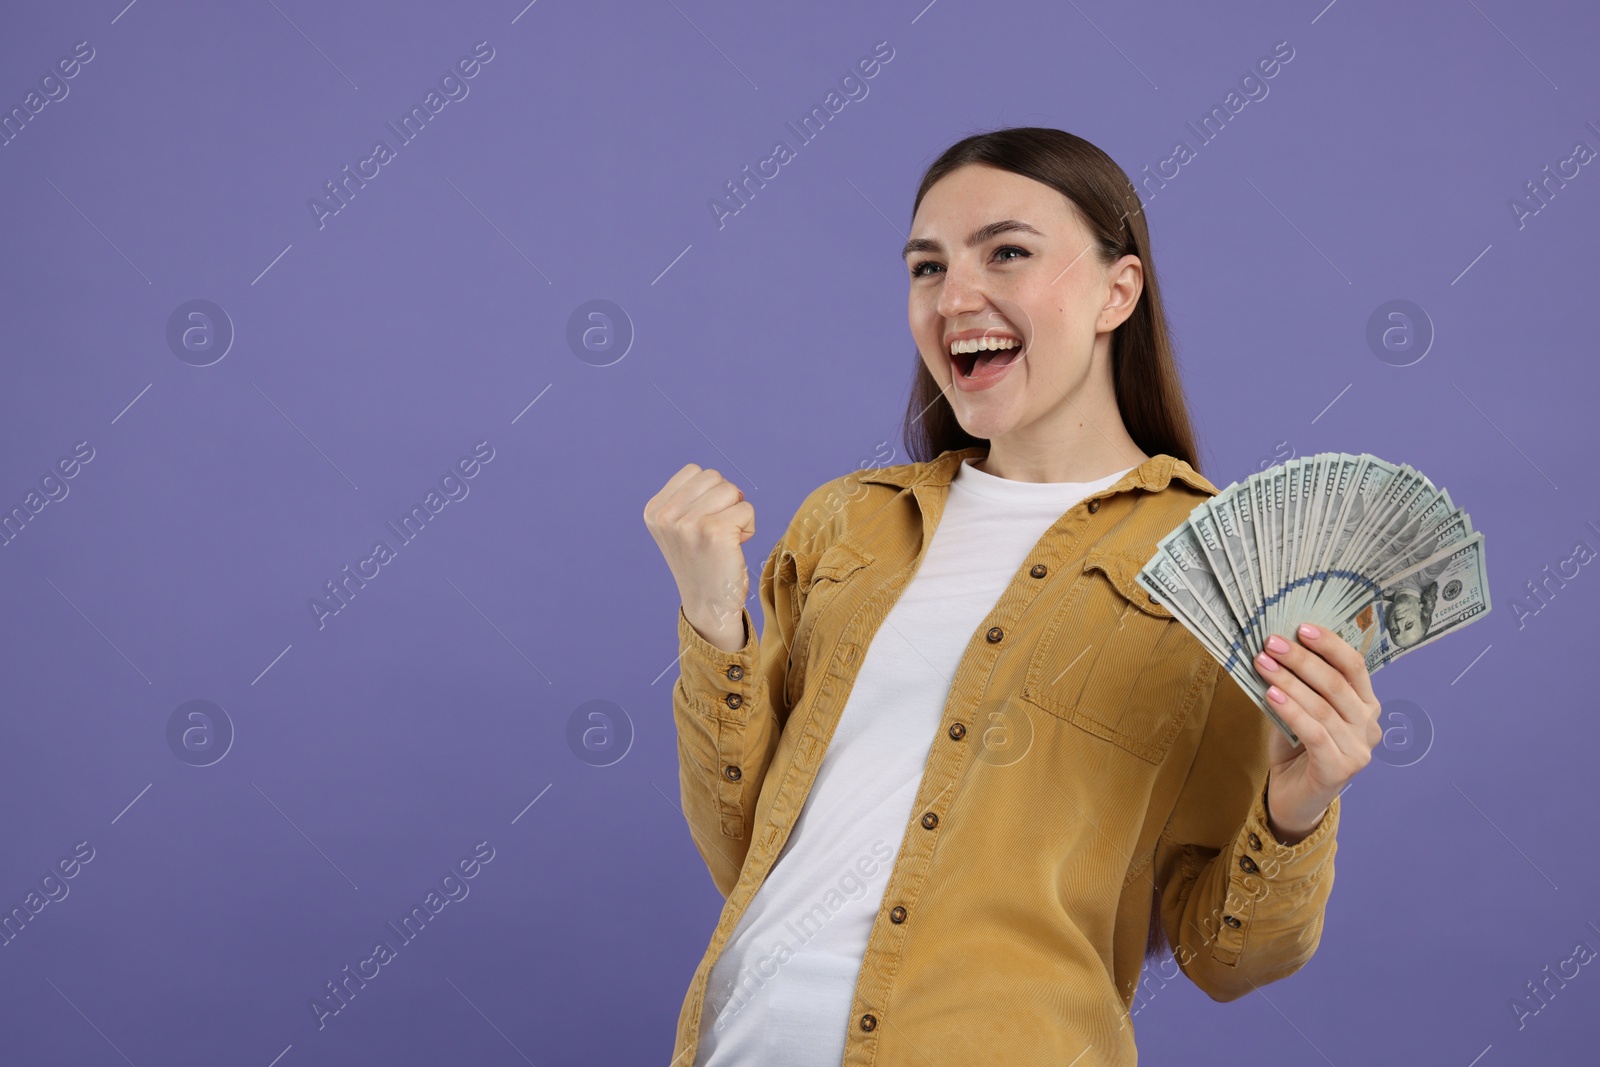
[
  {"xmin": 1082, "ymin": 548, "xmax": 1173, "ymax": 619},
  {"xmin": 809, "ymin": 541, "xmax": 875, "ymax": 586}
]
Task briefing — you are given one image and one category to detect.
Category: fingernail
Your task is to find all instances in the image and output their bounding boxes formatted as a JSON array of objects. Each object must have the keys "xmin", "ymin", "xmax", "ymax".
[
  {"xmin": 1256, "ymin": 651, "xmax": 1279, "ymax": 672},
  {"xmin": 1268, "ymin": 685, "xmax": 1287, "ymax": 705},
  {"xmin": 1266, "ymin": 634, "xmax": 1290, "ymax": 654},
  {"xmin": 1299, "ymin": 623, "xmax": 1319, "ymax": 639}
]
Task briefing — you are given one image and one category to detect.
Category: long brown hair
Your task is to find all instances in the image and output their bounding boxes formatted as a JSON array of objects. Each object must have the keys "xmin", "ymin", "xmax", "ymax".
[{"xmin": 900, "ymin": 127, "xmax": 1202, "ymax": 477}]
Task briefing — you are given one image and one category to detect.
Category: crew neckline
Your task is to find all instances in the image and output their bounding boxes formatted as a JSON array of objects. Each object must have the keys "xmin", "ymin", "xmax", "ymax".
[{"xmin": 952, "ymin": 456, "xmax": 1135, "ymax": 504}]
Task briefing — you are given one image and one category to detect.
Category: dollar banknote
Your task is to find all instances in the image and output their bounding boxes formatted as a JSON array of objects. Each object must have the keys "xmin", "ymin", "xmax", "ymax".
[{"xmin": 1136, "ymin": 452, "xmax": 1492, "ymax": 746}]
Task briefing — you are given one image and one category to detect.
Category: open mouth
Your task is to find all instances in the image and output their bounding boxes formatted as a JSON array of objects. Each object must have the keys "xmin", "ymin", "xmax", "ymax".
[{"xmin": 949, "ymin": 338, "xmax": 1024, "ymax": 379}]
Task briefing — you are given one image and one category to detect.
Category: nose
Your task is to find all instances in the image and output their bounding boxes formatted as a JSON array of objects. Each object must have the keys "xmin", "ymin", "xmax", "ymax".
[{"xmin": 934, "ymin": 261, "xmax": 986, "ymax": 322}]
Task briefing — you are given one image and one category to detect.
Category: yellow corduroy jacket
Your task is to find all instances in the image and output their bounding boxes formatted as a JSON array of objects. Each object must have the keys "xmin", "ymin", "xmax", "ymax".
[{"xmin": 668, "ymin": 446, "xmax": 1340, "ymax": 1066}]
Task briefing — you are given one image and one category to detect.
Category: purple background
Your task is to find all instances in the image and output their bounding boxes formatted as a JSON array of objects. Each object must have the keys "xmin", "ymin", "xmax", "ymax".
[{"xmin": 1, "ymin": 1, "xmax": 1595, "ymax": 1064}]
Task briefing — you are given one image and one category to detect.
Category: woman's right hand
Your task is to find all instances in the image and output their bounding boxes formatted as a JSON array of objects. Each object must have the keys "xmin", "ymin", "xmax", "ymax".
[{"xmin": 643, "ymin": 463, "xmax": 757, "ymax": 653}]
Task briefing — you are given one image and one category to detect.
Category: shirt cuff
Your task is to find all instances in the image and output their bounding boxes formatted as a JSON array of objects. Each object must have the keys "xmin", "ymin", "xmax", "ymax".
[
  {"xmin": 1204, "ymin": 780, "xmax": 1340, "ymax": 966},
  {"xmin": 676, "ymin": 604, "xmax": 757, "ymax": 718},
  {"xmin": 1236, "ymin": 779, "xmax": 1340, "ymax": 885}
]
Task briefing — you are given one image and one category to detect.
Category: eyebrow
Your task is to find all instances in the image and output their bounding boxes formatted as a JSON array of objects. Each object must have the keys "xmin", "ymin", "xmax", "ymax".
[{"xmin": 901, "ymin": 219, "xmax": 1046, "ymax": 260}]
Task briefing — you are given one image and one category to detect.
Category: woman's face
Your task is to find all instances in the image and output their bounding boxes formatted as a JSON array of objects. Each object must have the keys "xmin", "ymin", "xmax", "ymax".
[{"xmin": 904, "ymin": 163, "xmax": 1142, "ymax": 444}]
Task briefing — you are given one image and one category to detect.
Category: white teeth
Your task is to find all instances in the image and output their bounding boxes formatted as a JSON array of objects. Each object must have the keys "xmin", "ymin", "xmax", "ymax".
[{"xmin": 948, "ymin": 336, "xmax": 1021, "ymax": 356}]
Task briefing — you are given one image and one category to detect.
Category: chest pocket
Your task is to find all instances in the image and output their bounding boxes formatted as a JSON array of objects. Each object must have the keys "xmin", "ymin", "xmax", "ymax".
[
  {"xmin": 1020, "ymin": 547, "xmax": 1206, "ymax": 764},
  {"xmin": 779, "ymin": 540, "xmax": 875, "ymax": 712}
]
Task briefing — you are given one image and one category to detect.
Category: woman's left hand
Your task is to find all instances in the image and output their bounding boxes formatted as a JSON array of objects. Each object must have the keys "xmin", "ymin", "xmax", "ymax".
[{"xmin": 1253, "ymin": 622, "xmax": 1383, "ymax": 845}]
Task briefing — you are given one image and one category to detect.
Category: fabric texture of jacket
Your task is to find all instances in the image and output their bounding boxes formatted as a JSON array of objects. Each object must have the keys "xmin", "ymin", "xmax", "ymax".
[{"xmin": 669, "ymin": 446, "xmax": 1341, "ymax": 1066}]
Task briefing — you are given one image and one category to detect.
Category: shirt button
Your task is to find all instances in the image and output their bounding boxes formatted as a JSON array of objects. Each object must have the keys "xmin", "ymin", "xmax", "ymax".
[
  {"xmin": 1087, "ymin": 499, "xmax": 1100, "ymax": 513},
  {"xmin": 724, "ymin": 693, "xmax": 743, "ymax": 710},
  {"xmin": 1223, "ymin": 914, "xmax": 1242, "ymax": 928},
  {"xmin": 1248, "ymin": 832, "xmax": 1262, "ymax": 851},
  {"xmin": 1238, "ymin": 855, "xmax": 1259, "ymax": 874},
  {"xmin": 948, "ymin": 722, "xmax": 966, "ymax": 740},
  {"xmin": 920, "ymin": 812, "xmax": 939, "ymax": 830},
  {"xmin": 1029, "ymin": 563, "xmax": 1048, "ymax": 578},
  {"xmin": 986, "ymin": 626, "xmax": 1004, "ymax": 643},
  {"xmin": 860, "ymin": 1013, "xmax": 878, "ymax": 1032},
  {"xmin": 890, "ymin": 905, "xmax": 906, "ymax": 924},
  {"xmin": 726, "ymin": 664, "xmax": 744, "ymax": 681},
  {"xmin": 724, "ymin": 765, "xmax": 741, "ymax": 781}
]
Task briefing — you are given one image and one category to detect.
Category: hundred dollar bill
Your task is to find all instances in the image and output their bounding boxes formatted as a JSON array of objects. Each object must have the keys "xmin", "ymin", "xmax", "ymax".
[
  {"xmin": 1138, "ymin": 451, "xmax": 1490, "ymax": 744},
  {"xmin": 1330, "ymin": 529, "xmax": 1492, "ymax": 674}
]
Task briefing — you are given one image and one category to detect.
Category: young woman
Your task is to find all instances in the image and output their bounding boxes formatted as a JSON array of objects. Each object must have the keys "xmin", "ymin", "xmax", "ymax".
[{"xmin": 645, "ymin": 127, "xmax": 1383, "ymax": 1067}]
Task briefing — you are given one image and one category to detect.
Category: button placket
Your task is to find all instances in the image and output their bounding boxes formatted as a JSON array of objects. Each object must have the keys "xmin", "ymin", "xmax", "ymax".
[{"xmin": 831, "ymin": 485, "xmax": 1101, "ymax": 1055}]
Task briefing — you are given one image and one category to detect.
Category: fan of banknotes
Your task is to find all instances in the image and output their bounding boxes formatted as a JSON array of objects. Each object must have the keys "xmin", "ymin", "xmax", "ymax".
[{"xmin": 1136, "ymin": 452, "xmax": 1491, "ymax": 745}]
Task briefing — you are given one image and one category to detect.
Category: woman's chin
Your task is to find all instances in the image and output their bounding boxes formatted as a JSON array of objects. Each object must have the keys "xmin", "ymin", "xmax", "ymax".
[{"xmin": 951, "ymin": 405, "xmax": 1019, "ymax": 443}]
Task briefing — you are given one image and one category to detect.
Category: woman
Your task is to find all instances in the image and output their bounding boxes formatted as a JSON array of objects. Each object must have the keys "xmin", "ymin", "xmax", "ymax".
[{"xmin": 644, "ymin": 127, "xmax": 1383, "ymax": 1067}]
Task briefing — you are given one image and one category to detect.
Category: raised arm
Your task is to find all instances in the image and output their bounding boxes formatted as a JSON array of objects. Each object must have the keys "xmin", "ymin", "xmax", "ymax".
[
  {"xmin": 647, "ymin": 463, "xmax": 833, "ymax": 898},
  {"xmin": 674, "ymin": 520, "xmax": 816, "ymax": 895}
]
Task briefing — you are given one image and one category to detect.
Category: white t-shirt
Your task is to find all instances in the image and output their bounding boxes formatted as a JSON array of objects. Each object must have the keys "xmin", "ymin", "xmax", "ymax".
[{"xmin": 695, "ymin": 456, "xmax": 1135, "ymax": 1066}]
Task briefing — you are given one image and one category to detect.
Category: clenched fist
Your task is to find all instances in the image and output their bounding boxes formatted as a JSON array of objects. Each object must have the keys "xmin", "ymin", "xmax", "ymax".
[{"xmin": 643, "ymin": 464, "xmax": 757, "ymax": 653}]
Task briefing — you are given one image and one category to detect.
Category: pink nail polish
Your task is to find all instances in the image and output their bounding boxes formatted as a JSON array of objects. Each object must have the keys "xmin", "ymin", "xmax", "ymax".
[
  {"xmin": 1268, "ymin": 686, "xmax": 1287, "ymax": 705},
  {"xmin": 1266, "ymin": 634, "xmax": 1290, "ymax": 654},
  {"xmin": 1299, "ymin": 623, "xmax": 1319, "ymax": 639},
  {"xmin": 1257, "ymin": 652, "xmax": 1278, "ymax": 672}
]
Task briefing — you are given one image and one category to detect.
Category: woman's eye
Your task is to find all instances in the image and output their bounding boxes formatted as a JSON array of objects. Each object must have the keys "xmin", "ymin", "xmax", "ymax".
[{"xmin": 909, "ymin": 245, "xmax": 1031, "ymax": 279}]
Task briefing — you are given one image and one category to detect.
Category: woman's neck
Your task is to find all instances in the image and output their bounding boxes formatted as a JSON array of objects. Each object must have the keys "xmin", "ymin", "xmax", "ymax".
[{"xmin": 974, "ymin": 439, "xmax": 1151, "ymax": 484}]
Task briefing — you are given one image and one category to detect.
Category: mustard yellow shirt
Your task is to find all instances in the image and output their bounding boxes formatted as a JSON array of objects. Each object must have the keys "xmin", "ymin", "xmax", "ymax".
[{"xmin": 669, "ymin": 447, "xmax": 1340, "ymax": 1066}]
